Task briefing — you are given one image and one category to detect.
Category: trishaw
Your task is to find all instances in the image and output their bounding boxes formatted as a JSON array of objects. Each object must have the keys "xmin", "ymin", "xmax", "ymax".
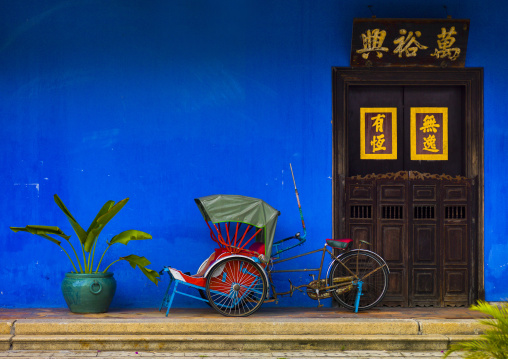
[{"xmin": 160, "ymin": 169, "xmax": 389, "ymax": 317}]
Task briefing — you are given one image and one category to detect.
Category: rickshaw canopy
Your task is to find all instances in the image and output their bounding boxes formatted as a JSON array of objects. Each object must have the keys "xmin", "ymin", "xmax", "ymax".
[{"xmin": 194, "ymin": 194, "xmax": 280, "ymax": 259}]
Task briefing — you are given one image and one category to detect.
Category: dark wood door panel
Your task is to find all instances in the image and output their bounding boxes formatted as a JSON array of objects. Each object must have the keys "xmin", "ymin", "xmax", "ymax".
[
  {"xmin": 443, "ymin": 185, "xmax": 468, "ymax": 201},
  {"xmin": 443, "ymin": 268, "xmax": 469, "ymax": 306},
  {"xmin": 348, "ymin": 223, "xmax": 374, "ymax": 250},
  {"xmin": 403, "ymin": 86, "xmax": 464, "ymax": 176},
  {"xmin": 412, "ymin": 224, "xmax": 438, "ymax": 266},
  {"xmin": 384, "ymin": 268, "xmax": 408, "ymax": 307},
  {"xmin": 379, "ymin": 224, "xmax": 406, "ymax": 265},
  {"xmin": 444, "ymin": 225, "xmax": 469, "ymax": 265},
  {"xmin": 349, "ymin": 183, "xmax": 375, "ymax": 201},
  {"xmin": 379, "ymin": 184, "xmax": 406, "ymax": 202},
  {"xmin": 348, "ymin": 86, "xmax": 404, "ymax": 176},
  {"xmin": 411, "ymin": 268, "xmax": 441, "ymax": 307},
  {"xmin": 413, "ymin": 185, "xmax": 437, "ymax": 201}
]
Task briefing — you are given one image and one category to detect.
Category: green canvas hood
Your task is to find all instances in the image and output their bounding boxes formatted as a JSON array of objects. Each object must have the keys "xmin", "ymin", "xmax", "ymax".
[{"xmin": 194, "ymin": 194, "xmax": 280, "ymax": 260}]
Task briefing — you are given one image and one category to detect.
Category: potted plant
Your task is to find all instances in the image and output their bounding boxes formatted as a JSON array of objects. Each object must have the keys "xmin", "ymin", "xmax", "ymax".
[{"xmin": 10, "ymin": 194, "xmax": 159, "ymax": 313}]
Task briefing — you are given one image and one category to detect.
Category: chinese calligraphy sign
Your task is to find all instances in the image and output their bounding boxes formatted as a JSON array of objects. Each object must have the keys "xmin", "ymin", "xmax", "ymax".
[
  {"xmin": 411, "ymin": 107, "xmax": 448, "ymax": 161},
  {"xmin": 360, "ymin": 108, "xmax": 397, "ymax": 160},
  {"xmin": 351, "ymin": 19, "xmax": 469, "ymax": 67}
]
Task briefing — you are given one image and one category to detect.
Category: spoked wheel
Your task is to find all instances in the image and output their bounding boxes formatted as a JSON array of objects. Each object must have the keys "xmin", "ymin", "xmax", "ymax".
[
  {"xmin": 328, "ymin": 250, "xmax": 389, "ymax": 311},
  {"xmin": 206, "ymin": 257, "xmax": 267, "ymax": 317}
]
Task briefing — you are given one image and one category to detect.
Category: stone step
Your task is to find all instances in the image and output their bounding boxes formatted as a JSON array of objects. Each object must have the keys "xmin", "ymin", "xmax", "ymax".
[
  {"xmin": 0, "ymin": 318, "xmax": 485, "ymax": 352},
  {"xmin": 10, "ymin": 334, "xmax": 476, "ymax": 351}
]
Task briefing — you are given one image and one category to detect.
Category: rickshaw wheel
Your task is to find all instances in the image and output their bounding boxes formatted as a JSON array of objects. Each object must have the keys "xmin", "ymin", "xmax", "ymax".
[
  {"xmin": 328, "ymin": 250, "xmax": 389, "ymax": 311},
  {"xmin": 206, "ymin": 256, "xmax": 267, "ymax": 317}
]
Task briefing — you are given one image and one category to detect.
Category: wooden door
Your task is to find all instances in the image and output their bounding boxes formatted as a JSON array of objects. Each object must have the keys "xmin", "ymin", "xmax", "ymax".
[
  {"xmin": 344, "ymin": 173, "xmax": 473, "ymax": 307},
  {"xmin": 332, "ymin": 68, "xmax": 484, "ymax": 307}
]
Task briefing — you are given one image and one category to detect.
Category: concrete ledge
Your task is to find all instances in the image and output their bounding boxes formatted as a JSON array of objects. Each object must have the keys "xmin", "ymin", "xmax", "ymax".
[
  {"xmin": 0, "ymin": 321, "xmax": 13, "ymax": 335},
  {"xmin": 11, "ymin": 334, "xmax": 450, "ymax": 351},
  {"xmin": 0, "ymin": 335, "xmax": 12, "ymax": 351},
  {"xmin": 447, "ymin": 335, "xmax": 485, "ymax": 345},
  {"xmin": 14, "ymin": 319, "xmax": 419, "ymax": 336},
  {"xmin": 420, "ymin": 320, "xmax": 487, "ymax": 335}
]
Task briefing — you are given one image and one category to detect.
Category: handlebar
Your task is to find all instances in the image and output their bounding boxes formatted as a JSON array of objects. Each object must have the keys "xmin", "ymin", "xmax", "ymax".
[{"xmin": 271, "ymin": 231, "xmax": 307, "ymax": 258}]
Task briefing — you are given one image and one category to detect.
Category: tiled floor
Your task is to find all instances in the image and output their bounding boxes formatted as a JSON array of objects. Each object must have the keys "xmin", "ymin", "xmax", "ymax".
[{"xmin": 0, "ymin": 307, "xmax": 483, "ymax": 320}]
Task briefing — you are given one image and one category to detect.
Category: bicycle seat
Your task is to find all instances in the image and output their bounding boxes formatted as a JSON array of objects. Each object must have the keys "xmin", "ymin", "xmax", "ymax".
[{"xmin": 326, "ymin": 238, "xmax": 353, "ymax": 250}]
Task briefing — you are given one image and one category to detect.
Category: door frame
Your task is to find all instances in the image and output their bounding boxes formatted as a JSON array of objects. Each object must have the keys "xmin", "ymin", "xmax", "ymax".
[{"xmin": 332, "ymin": 67, "xmax": 484, "ymax": 300}]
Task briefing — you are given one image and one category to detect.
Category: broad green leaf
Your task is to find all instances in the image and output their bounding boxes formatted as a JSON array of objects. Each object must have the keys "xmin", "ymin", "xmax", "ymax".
[
  {"xmin": 96, "ymin": 198, "xmax": 129, "ymax": 226},
  {"xmin": 120, "ymin": 254, "xmax": 151, "ymax": 268},
  {"xmin": 119, "ymin": 254, "xmax": 159, "ymax": 285},
  {"xmin": 109, "ymin": 230, "xmax": 152, "ymax": 246},
  {"xmin": 86, "ymin": 200, "xmax": 115, "ymax": 234},
  {"xmin": 83, "ymin": 224, "xmax": 104, "ymax": 253},
  {"xmin": 83, "ymin": 198, "xmax": 129, "ymax": 252},
  {"xmin": 37, "ymin": 233, "xmax": 63, "ymax": 246},
  {"xmin": 54, "ymin": 194, "xmax": 87, "ymax": 244},
  {"xmin": 11, "ymin": 225, "xmax": 71, "ymax": 239},
  {"xmin": 10, "ymin": 226, "xmax": 63, "ymax": 245},
  {"xmin": 138, "ymin": 266, "xmax": 160, "ymax": 285}
]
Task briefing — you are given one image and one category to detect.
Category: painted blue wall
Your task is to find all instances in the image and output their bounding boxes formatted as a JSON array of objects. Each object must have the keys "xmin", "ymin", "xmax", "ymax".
[{"xmin": 0, "ymin": 0, "xmax": 506, "ymax": 308}]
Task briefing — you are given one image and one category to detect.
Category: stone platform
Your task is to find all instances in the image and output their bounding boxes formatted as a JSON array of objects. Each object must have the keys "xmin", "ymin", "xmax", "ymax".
[{"xmin": 0, "ymin": 307, "xmax": 486, "ymax": 352}]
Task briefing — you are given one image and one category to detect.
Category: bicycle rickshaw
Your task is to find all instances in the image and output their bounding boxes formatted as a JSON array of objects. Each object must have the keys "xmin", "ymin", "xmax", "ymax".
[{"xmin": 160, "ymin": 170, "xmax": 389, "ymax": 317}]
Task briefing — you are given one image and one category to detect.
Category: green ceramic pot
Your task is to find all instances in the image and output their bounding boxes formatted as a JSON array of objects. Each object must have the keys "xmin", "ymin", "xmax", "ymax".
[{"xmin": 61, "ymin": 272, "xmax": 117, "ymax": 313}]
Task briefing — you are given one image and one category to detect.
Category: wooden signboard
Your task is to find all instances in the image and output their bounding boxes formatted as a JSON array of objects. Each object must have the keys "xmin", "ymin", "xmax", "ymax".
[{"xmin": 351, "ymin": 19, "xmax": 469, "ymax": 67}]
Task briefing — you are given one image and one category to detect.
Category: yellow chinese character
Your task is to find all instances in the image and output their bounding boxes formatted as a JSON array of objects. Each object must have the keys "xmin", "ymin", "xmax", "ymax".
[
  {"xmin": 431, "ymin": 27, "xmax": 461, "ymax": 61},
  {"xmin": 393, "ymin": 29, "xmax": 428, "ymax": 58},
  {"xmin": 370, "ymin": 134, "xmax": 386, "ymax": 152},
  {"xmin": 419, "ymin": 115, "xmax": 441, "ymax": 133},
  {"xmin": 371, "ymin": 114, "xmax": 385, "ymax": 132},
  {"xmin": 356, "ymin": 29, "xmax": 389, "ymax": 59},
  {"xmin": 422, "ymin": 134, "xmax": 440, "ymax": 152}
]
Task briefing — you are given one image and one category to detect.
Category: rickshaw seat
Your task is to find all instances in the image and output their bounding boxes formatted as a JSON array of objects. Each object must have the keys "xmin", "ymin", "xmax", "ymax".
[
  {"xmin": 166, "ymin": 267, "xmax": 206, "ymax": 287},
  {"xmin": 326, "ymin": 238, "xmax": 353, "ymax": 250},
  {"xmin": 248, "ymin": 242, "xmax": 265, "ymax": 255}
]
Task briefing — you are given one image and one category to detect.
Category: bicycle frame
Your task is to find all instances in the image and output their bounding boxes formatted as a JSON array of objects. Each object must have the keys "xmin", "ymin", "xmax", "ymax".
[{"xmin": 266, "ymin": 243, "xmax": 387, "ymax": 312}]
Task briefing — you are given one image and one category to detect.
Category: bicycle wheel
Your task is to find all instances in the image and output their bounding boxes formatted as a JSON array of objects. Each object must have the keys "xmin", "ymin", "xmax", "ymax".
[
  {"xmin": 328, "ymin": 250, "xmax": 389, "ymax": 311},
  {"xmin": 206, "ymin": 257, "xmax": 267, "ymax": 317}
]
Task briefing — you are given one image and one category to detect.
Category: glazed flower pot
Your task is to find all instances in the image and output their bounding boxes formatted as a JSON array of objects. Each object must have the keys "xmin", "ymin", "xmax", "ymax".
[{"xmin": 61, "ymin": 272, "xmax": 117, "ymax": 313}]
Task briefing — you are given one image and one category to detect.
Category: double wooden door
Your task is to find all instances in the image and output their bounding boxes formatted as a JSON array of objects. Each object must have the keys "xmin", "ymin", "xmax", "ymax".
[
  {"xmin": 344, "ymin": 172, "xmax": 475, "ymax": 307},
  {"xmin": 332, "ymin": 68, "xmax": 484, "ymax": 307}
]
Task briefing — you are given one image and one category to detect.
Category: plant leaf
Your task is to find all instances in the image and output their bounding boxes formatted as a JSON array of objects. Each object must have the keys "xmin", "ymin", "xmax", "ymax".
[
  {"xmin": 83, "ymin": 198, "xmax": 129, "ymax": 252},
  {"xmin": 120, "ymin": 254, "xmax": 151, "ymax": 267},
  {"xmin": 11, "ymin": 225, "xmax": 71, "ymax": 239},
  {"xmin": 444, "ymin": 300, "xmax": 508, "ymax": 359},
  {"xmin": 54, "ymin": 194, "xmax": 87, "ymax": 244},
  {"xmin": 109, "ymin": 230, "xmax": 152, "ymax": 246},
  {"xmin": 138, "ymin": 266, "xmax": 160, "ymax": 285},
  {"xmin": 119, "ymin": 254, "xmax": 159, "ymax": 285},
  {"xmin": 86, "ymin": 201, "xmax": 115, "ymax": 234},
  {"xmin": 10, "ymin": 226, "xmax": 65, "ymax": 245}
]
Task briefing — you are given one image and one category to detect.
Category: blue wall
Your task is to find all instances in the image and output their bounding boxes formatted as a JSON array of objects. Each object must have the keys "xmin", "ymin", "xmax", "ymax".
[{"xmin": 1, "ymin": 0, "xmax": 506, "ymax": 308}]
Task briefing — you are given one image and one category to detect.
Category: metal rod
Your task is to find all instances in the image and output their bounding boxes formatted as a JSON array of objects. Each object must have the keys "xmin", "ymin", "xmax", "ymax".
[
  {"xmin": 270, "ymin": 268, "xmax": 321, "ymax": 273},
  {"xmin": 290, "ymin": 163, "xmax": 306, "ymax": 237},
  {"xmin": 272, "ymin": 247, "xmax": 325, "ymax": 265}
]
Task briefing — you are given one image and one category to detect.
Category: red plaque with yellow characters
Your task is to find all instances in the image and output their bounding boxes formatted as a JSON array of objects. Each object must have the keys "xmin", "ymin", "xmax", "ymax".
[
  {"xmin": 411, "ymin": 107, "xmax": 448, "ymax": 160},
  {"xmin": 360, "ymin": 108, "xmax": 397, "ymax": 160}
]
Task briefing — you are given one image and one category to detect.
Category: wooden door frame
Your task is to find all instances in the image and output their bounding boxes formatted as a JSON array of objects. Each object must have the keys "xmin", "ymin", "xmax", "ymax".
[{"xmin": 332, "ymin": 67, "xmax": 484, "ymax": 300}]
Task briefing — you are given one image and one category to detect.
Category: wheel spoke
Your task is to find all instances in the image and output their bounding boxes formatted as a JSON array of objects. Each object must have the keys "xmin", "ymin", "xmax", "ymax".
[
  {"xmin": 328, "ymin": 250, "xmax": 388, "ymax": 311},
  {"xmin": 206, "ymin": 257, "xmax": 266, "ymax": 317}
]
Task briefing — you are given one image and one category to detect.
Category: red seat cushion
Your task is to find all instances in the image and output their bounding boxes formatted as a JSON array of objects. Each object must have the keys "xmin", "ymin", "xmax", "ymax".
[
  {"xmin": 248, "ymin": 242, "xmax": 265, "ymax": 255},
  {"xmin": 326, "ymin": 238, "xmax": 353, "ymax": 249}
]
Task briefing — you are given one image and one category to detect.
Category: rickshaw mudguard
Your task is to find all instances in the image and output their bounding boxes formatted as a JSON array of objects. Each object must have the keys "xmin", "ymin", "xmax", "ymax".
[{"xmin": 204, "ymin": 254, "xmax": 270, "ymax": 290}]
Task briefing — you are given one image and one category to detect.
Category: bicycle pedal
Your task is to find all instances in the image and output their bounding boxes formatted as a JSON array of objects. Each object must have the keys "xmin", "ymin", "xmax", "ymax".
[{"xmin": 317, "ymin": 304, "xmax": 323, "ymax": 308}]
